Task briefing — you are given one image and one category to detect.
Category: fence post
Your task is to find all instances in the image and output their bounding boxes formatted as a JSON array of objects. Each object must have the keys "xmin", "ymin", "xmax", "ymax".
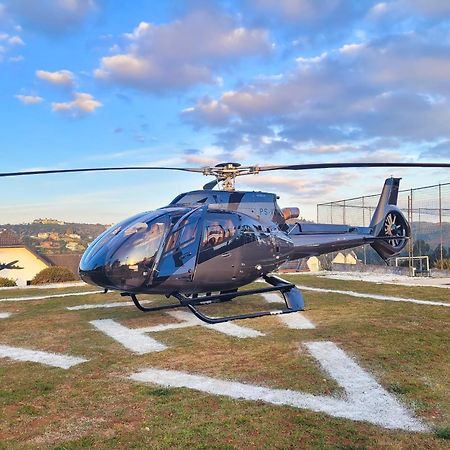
[
  {"xmin": 439, "ymin": 184, "xmax": 443, "ymax": 269},
  {"xmin": 362, "ymin": 196, "xmax": 365, "ymax": 226},
  {"xmin": 408, "ymin": 192, "xmax": 414, "ymax": 277}
]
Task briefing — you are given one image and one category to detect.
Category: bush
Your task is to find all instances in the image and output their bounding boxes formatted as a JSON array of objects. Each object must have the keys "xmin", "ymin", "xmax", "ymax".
[
  {"xmin": 0, "ymin": 277, "xmax": 17, "ymax": 287},
  {"xmin": 31, "ymin": 266, "xmax": 77, "ymax": 285},
  {"xmin": 433, "ymin": 259, "xmax": 450, "ymax": 270}
]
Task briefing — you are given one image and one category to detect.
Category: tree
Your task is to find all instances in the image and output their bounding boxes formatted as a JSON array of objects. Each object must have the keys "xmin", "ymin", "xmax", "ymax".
[{"xmin": 413, "ymin": 239, "xmax": 430, "ymax": 256}]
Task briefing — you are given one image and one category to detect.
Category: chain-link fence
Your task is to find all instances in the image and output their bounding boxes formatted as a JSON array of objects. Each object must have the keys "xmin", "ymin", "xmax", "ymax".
[{"xmin": 317, "ymin": 182, "xmax": 450, "ymax": 270}]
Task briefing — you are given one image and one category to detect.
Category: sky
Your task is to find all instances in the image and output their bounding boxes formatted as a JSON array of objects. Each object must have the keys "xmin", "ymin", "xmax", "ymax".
[{"xmin": 0, "ymin": 0, "xmax": 449, "ymax": 224}]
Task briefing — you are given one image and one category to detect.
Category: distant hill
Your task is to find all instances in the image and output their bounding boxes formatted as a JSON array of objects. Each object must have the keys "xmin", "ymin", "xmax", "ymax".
[
  {"xmin": 412, "ymin": 221, "xmax": 450, "ymax": 248},
  {"xmin": 0, "ymin": 222, "xmax": 108, "ymax": 255}
]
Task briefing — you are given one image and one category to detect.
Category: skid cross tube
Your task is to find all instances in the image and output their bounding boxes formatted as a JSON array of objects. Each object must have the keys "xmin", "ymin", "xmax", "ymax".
[{"xmin": 121, "ymin": 292, "xmax": 234, "ymax": 313}]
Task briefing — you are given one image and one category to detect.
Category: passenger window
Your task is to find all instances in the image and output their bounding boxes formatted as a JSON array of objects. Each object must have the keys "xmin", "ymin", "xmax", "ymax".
[{"xmin": 201, "ymin": 215, "xmax": 236, "ymax": 249}]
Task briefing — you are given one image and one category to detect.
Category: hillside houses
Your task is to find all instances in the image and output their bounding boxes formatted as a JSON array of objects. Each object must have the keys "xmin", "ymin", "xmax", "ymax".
[{"xmin": 0, "ymin": 230, "xmax": 82, "ymax": 286}]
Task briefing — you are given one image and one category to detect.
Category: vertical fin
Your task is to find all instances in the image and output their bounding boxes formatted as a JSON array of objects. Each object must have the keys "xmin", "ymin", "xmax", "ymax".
[{"xmin": 370, "ymin": 177, "xmax": 401, "ymax": 229}]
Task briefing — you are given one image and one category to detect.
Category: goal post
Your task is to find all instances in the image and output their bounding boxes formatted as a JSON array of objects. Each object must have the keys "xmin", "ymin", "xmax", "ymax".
[{"xmin": 395, "ymin": 256, "xmax": 430, "ymax": 277}]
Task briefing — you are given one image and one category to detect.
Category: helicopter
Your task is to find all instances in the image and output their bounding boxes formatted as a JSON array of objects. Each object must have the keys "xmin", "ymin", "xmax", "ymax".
[{"xmin": 1, "ymin": 161, "xmax": 448, "ymax": 323}]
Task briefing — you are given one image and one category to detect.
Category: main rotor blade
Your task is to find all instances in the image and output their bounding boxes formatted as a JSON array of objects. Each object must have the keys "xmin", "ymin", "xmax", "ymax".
[
  {"xmin": 256, "ymin": 162, "xmax": 450, "ymax": 172},
  {"xmin": 0, "ymin": 166, "xmax": 205, "ymax": 178}
]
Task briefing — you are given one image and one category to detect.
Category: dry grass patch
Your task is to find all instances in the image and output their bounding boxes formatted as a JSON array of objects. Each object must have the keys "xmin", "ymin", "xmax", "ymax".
[{"xmin": 0, "ymin": 276, "xmax": 448, "ymax": 448}]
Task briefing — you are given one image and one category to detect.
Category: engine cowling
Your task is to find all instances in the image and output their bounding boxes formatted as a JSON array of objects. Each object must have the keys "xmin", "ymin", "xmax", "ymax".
[{"xmin": 282, "ymin": 207, "xmax": 300, "ymax": 221}]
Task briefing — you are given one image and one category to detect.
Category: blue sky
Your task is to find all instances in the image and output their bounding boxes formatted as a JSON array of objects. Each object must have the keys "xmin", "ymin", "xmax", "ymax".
[{"xmin": 0, "ymin": 0, "xmax": 449, "ymax": 224}]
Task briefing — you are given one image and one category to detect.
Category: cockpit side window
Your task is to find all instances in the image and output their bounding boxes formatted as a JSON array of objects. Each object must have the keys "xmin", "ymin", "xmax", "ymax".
[{"xmin": 163, "ymin": 208, "xmax": 203, "ymax": 254}]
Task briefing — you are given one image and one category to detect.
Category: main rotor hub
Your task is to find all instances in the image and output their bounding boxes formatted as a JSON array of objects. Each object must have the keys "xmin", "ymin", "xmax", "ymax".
[{"xmin": 202, "ymin": 162, "xmax": 260, "ymax": 191}]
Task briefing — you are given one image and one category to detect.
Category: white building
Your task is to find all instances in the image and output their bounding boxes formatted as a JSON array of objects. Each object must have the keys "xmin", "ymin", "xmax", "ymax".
[{"xmin": 0, "ymin": 231, "xmax": 51, "ymax": 286}]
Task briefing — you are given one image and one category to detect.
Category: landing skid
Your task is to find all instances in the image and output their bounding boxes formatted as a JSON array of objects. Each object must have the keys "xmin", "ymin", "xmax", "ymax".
[{"xmin": 121, "ymin": 274, "xmax": 304, "ymax": 324}]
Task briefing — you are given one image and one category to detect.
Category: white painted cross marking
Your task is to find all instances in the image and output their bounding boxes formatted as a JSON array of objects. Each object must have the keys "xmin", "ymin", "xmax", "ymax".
[
  {"xmin": 0, "ymin": 312, "xmax": 12, "ymax": 319},
  {"xmin": 90, "ymin": 319, "xmax": 168, "ymax": 354},
  {"xmin": 260, "ymin": 293, "xmax": 316, "ymax": 329},
  {"xmin": 166, "ymin": 311, "xmax": 264, "ymax": 338},
  {"xmin": 0, "ymin": 290, "xmax": 103, "ymax": 303},
  {"xmin": 260, "ymin": 293, "xmax": 284, "ymax": 303},
  {"xmin": 295, "ymin": 284, "xmax": 450, "ymax": 308},
  {"xmin": 279, "ymin": 313, "xmax": 316, "ymax": 329},
  {"xmin": 129, "ymin": 341, "xmax": 428, "ymax": 432},
  {"xmin": 91, "ymin": 310, "xmax": 264, "ymax": 354},
  {"xmin": 67, "ymin": 300, "xmax": 152, "ymax": 310},
  {"xmin": 0, "ymin": 344, "xmax": 88, "ymax": 369}
]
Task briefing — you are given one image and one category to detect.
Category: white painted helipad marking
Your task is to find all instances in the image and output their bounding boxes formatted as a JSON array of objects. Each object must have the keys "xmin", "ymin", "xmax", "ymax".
[
  {"xmin": 0, "ymin": 344, "xmax": 88, "ymax": 369},
  {"xmin": 0, "ymin": 312, "xmax": 12, "ymax": 319},
  {"xmin": 260, "ymin": 293, "xmax": 284, "ymax": 303},
  {"xmin": 279, "ymin": 313, "xmax": 316, "ymax": 329},
  {"xmin": 130, "ymin": 341, "xmax": 428, "ymax": 432},
  {"xmin": 67, "ymin": 300, "xmax": 152, "ymax": 310},
  {"xmin": 139, "ymin": 311, "xmax": 264, "ymax": 338},
  {"xmin": 90, "ymin": 319, "xmax": 168, "ymax": 354},
  {"xmin": 260, "ymin": 294, "xmax": 315, "ymax": 329},
  {"xmin": 167, "ymin": 311, "xmax": 264, "ymax": 338},
  {"xmin": 295, "ymin": 284, "xmax": 450, "ymax": 307},
  {"xmin": 0, "ymin": 290, "xmax": 103, "ymax": 303}
]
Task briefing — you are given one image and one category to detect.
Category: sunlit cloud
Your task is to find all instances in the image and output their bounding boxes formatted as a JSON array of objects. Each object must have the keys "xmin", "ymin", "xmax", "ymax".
[
  {"xmin": 95, "ymin": 10, "xmax": 271, "ymax": 93},
  {"xmin": 51, "ymin": 92, "xmax": 101, "ymax": 117},
  {"xmin": 15, "ymin": 94, "xmax": 43, "ymax": 104},
  {"xmin": 36, "ymin": 69, "xmax": 75, "ymax": 87}
]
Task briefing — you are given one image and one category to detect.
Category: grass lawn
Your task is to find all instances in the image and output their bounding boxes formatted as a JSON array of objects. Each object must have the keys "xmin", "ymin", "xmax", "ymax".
[{"xmin": 0, "ymin": 275, "xmax": 449, "ymax": 449}]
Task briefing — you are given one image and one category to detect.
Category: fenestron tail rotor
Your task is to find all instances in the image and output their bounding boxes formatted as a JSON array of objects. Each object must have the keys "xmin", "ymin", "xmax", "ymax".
[{"xmin": 0, "ymin": 161, "xmax": 448, "ymax": 191}]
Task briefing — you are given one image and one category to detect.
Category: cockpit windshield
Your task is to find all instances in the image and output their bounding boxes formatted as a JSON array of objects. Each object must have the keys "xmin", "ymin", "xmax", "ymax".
[
  {"xmin": 170, "ymin": 192, "xmax": 216, "ymax": 206},
  {"xmin": 104, "ymin": 214, "xmax": 169, "ymax": 289},
  {"xmin": 79, "ymin": 210, "xmax": 172, "ymax": 290}
]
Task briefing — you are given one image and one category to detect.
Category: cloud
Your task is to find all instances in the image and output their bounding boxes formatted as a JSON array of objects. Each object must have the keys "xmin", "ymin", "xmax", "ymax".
[
  {"xmin": 5, "ymin": 0, "xmax": 96, "ymax": 34},
  {"xmin": 399, "ymin": 0, "xmax": 450, "ymax": 18},
  {"xmin": 95, "ymin": 10, "xmax": 271, "ymax": 93},
  {"xmin": 9, "ymin": 55, "xmax": 24, "ymax": 62},
  {"xmin": 421, "ymin": 140, "xmax": 450, "ymax": 158},
  {"xmin": 183, "ymin": 31, "xmax": 450, "ymax": 149},
  {"xmin": 240, "ymin": 171, "xmax": 356, "ymax": 201},
  {"xmin": 36, "ymin": 69, "xmax": 75, "ymax": 87},
  {"xmin": 15, "ymin": 94, "xmax": 43, "ymax": 104},
  {"xmin": 242, "ymin": 0, "xmax": 371, "ymax": 41},
  {"xmin": 0, "ymin": 31, "xmax": 25, "ymax": 61},
  {"xmin": 51, "ymin": 92, "xmax": 101, "ymax": 117},
  {"xmin": 5, "ymin": 34, "xmax": 24, "ymax": 45},
  {"xmin": 246, "ymin": 0, "xmax": 352, "ymax": 23}
]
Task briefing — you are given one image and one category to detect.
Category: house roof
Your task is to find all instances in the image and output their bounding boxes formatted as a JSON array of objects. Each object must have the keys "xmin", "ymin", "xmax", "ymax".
[
  {"xmin": 0, "ymin": 230, "xmax": 22, "ymax": 247},
  {"xmin": 44, "ymin": 254, "xmax": 82, "ymax": 275},
  {"xmin": 0, "ymin": 230, "xmax": 82, "ymax": 275}
]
